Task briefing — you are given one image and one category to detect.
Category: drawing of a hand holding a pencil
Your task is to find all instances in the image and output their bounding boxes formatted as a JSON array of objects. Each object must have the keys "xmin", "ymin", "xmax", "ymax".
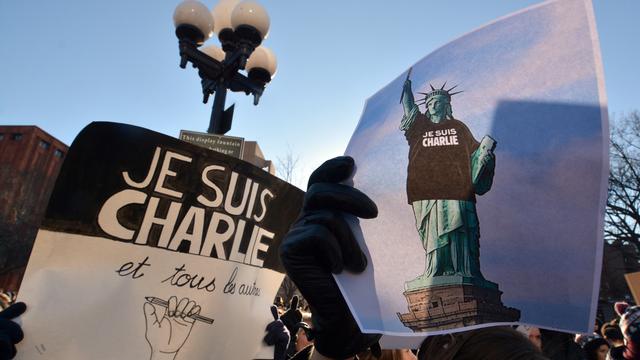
[{"xmin": 143, "ymin": 296, "xmax": 214, "ymax": 360}]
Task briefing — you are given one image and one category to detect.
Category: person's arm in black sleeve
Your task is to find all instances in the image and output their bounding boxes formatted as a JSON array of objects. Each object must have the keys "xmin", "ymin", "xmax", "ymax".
[
  {"xmin": 280, "ymin": 156, "xmax": 381, "ymax": 360},
  {"xmin": 0, "ymin": 302, "xmax": 26, "ymax": 360}
]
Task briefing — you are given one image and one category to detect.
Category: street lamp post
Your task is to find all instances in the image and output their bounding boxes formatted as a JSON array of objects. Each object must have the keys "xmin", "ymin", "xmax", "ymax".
[{"xmin": 173, "ymin": 0, "xmax": 277, "ymax": 135}]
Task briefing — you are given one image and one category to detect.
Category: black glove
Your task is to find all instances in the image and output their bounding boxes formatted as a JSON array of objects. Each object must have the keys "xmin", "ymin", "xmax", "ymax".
[
  {"xmin": 264, "ymin": 305, "xmax": 290, "ymax": 360},
  {"xmin": 0, "ymin": 302, "xmax": 26, "ymax": 360},
  {"xmin": 280, "ymin": 295, "xmax": 303, "ymax": 356},
  {"xmin": 280, "ymin": 156, "xmax": 381, "ymax": 359}
]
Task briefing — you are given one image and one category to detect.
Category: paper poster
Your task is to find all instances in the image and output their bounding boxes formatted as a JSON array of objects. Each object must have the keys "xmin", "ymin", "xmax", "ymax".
[
  {"xmin": 339, "ymin": 0, "xmax": 608, "ymax": 347},
  {"xmin": 16, "ymin": 122, "xmax": 303, "ymax": 359},
  {"xmin": 624, "ymin": 272, "xmax": 640, "ymax": 305}
]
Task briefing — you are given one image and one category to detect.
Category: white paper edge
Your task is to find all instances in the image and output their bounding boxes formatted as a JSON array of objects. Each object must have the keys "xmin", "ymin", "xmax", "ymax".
[{"xmin": 584, "ymin": 0, "xmax": 609, "ymax": 336}]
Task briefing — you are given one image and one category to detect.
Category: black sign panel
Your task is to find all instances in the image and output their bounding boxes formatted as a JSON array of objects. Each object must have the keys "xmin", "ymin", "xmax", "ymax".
[{"xmin": 44, "ymin": 122, "xmax": 303, "ymax": 272}]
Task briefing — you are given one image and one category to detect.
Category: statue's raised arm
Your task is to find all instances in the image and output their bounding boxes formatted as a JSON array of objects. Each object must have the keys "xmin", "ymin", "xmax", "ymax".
[{"xmin": 400, "ymin": 68, "xmax": 419, "ymax": 131}]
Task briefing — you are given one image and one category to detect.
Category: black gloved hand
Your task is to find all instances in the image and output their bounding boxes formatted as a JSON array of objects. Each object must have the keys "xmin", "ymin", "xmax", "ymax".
[
  {"xmin": 280, "ymin": 156, "xmax": 381, "ymax": 359},
  {"xmin": 280, "ymin": 295, "xmax": 303, "ymax": 356},
  {"xmin": 264, "ymin": 305, "xmax": 290, "ymax": 360},
  {"xmin": 0, "ymin": 302, "xmax": 26, "ymax": 360}
]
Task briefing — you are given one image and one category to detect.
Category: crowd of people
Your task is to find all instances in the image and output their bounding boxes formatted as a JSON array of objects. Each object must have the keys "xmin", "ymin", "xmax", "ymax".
[
  {"xmin": 0, "ymin": 157, "xmax": 639, "ymax": 359},
  {"xmin": 264, "ymin": 283, "xmax": 640, "ymax": 360},
  {"xmin": 265, "ymin": 291, "xmax": 640, "ymax": 360}
]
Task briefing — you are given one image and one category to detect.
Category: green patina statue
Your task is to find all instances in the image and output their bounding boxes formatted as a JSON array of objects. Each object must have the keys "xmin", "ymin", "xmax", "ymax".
[{"xmin": 400, "ymin": 75, "xmax": 497, "ymax": 291}]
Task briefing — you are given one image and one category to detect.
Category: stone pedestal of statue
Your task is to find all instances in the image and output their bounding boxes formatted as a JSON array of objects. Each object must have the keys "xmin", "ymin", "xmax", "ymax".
[{"xmin": 397, "ymin": 275, "xmax": 520, "ymax": 332}]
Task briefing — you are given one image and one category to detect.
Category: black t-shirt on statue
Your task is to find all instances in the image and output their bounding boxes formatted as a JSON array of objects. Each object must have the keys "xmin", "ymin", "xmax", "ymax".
[{"xmin": 404, "ymin": 114, "xmax": 479, "ymax": 203}]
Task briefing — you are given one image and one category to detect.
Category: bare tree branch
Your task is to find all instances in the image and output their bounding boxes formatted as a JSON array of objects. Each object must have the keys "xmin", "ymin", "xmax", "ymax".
[
  {"xmin": 276, "ymin": 145, "xmax": 300, "ymax": 185},
  {"xmin": 274, "ymin": 146, "xmax": 306, "ymax": 307},
  {"xmin": 606, "ymin": 111, "xmax": 640, "ymax": 247}
]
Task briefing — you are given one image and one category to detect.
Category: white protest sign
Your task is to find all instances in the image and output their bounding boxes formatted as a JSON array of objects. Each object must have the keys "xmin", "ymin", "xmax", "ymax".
[
  {"xmin": 16, "ymin": 122, "xmax": 304, "ymax": 359},
  {"xmin": 338, "ymin": 0, "xmax": 608, "ymax": 347}
]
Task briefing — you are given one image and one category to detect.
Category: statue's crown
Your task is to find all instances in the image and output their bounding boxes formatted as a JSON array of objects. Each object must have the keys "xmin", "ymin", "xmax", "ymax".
[
  {"xmin": 417, "ymin": 82, "xmax": 463, "ymax": 103},
  {"xmin": 425, "ymin": 89, "xmax": 451, "ymax": 100}
]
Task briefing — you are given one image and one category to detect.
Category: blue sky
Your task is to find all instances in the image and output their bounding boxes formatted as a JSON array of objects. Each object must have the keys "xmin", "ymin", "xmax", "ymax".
[{"xmin": 1, "ymin": 0, "xmax": 638, "ymax": 187}]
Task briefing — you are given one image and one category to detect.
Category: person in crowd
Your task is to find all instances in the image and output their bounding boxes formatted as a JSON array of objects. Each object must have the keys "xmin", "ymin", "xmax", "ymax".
[
  {"xmin": 582, "ymin": 338, "xmax": 609, "ymax": 360},
  {"xmin": 264, "ymin": 298, "xmax": 315, "ymax": 360},
  {"xmin": 264, "ymin": 305, "xmax": 291, "ymax": 360},
  {"xmin": 518, "ymin": 325, "xmax": 543, "ymax": 350},
  {"xmin": 0, "ymin": 292, "xmax": 14, "ymax": 310},
  {"xmin": 601, "ymin": 322, "xmax": 625, "ymax": 350},
  {"xmin": 529, "ymin": 327, "xmax": 543, "ymax": 350},
  {"xmin": 280, "ymin": 156, "xmax": 549, "ymax": 360},
  {"xmin": 576, "ymin": 318, "xmax": 603, "ymax": 347},
  {"xmin": 280, "ymin": 296, "xmax": 305, "ymax": 357},
  {"xmin": 280, "ymin": 156, "xmax": 380, "ymax": 360},
  {"xmin": 418, "ymin": 327, "xmax": 546, "ymax": 360},
  {"xmin": 0, "ymin": 302, "xmax": 25, "ymax": 359},
  {"xmin": 606, "ymin": 302, "xmax": 640, "ymax": 360},
  {"xmin": 295, "ymin": 311, "xmax": 313, "ymax": 353},
  {"xmin": 539, "ymin": 329, "xmax": 585, "ymax": 360}
]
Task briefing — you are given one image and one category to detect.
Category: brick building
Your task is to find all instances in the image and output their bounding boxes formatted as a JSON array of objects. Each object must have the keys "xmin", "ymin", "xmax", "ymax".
[{"xmin": 0, "ymin": 126, "xmax": 68, "ymax": 290}]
